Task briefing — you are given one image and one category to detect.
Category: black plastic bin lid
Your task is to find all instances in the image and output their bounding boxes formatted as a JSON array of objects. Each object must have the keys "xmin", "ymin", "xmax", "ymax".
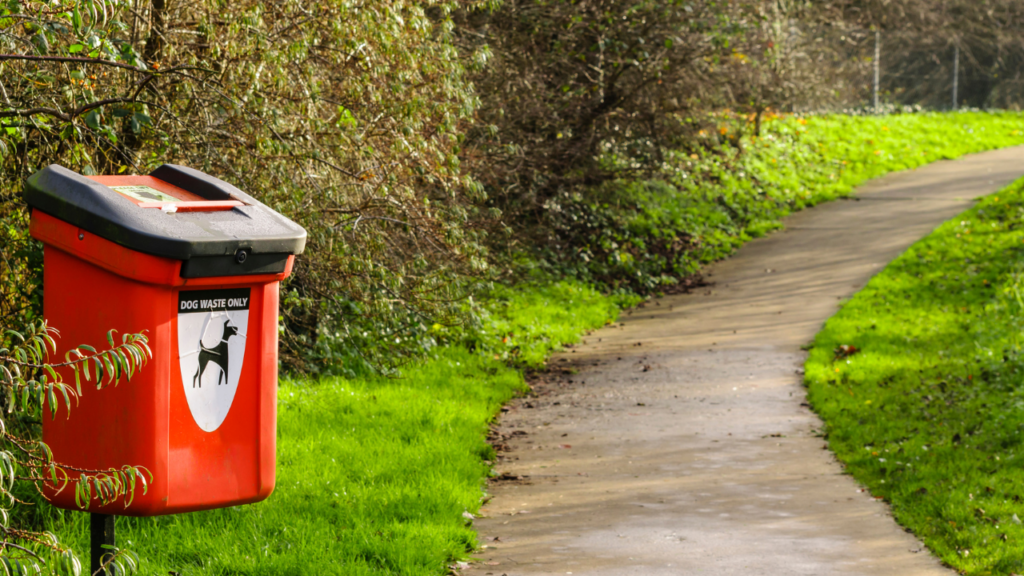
[{"xmin": 24, "ymin": 164, "xmax": 306, "ymax": 278}]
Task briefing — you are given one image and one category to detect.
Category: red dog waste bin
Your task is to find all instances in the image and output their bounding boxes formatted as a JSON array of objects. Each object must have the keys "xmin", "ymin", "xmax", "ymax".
[{"xmin": 24, "ymin": 164, "xmax": 306, "ymax": 515}]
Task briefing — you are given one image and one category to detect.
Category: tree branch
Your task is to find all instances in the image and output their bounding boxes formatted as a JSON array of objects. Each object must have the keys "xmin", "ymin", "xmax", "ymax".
[
  {"xmin": 0, "ymin": 54, "xmax": 215, "ymax": 75},
  {"xmin": 0, "ymin": 97, "xmax": 159, "ymax": 122}
]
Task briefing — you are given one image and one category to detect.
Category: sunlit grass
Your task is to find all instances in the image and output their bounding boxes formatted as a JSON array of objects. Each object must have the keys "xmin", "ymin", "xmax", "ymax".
[
  {"xmin": 37, "ymin": 282, "xmax": 627, "ymax": 575},
  {"xmin": 603, "ymin": 110, "xmax": 1024, "ymax": 286},
  {"xmin": 806, "ymin": 177, "xmax": 1024, "ymax": 575}
]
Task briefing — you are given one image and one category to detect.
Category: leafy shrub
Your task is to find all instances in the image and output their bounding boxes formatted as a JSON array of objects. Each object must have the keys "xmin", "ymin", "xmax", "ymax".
[{"xmin": 0, "ymin": 324, "xmax": 150, "ymax": 574}]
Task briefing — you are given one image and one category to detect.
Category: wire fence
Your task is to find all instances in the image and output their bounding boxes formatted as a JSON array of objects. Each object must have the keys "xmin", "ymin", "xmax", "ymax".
[{"xmin": 796, "ymin": 27, "xmax": 1024, "ymax": 113}]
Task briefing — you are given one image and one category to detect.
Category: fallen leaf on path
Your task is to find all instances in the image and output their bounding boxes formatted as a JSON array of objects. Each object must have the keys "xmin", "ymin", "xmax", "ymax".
[
  {"xmin": 491, "ymin": 472, "xmax": 529, "ymax": 483},
  {"xmin": 559, "ymin": 444, "xmax": 572, "ymax": 449}
]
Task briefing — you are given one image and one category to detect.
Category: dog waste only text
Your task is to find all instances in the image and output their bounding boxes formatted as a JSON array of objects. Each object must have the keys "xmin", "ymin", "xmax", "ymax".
[
  {"xmin": 178, "ymin": 288, "xmax": 252, "ymax": 313},
  {"xmin": 180, "ymin": 297, "xmax": 250, "ymax": 311}
]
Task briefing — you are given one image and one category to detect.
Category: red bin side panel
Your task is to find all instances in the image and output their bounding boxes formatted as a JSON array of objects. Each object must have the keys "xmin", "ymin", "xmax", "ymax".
[{"xmin": 40, "ymin": 245, "xmax": 172, "ymax": 515}]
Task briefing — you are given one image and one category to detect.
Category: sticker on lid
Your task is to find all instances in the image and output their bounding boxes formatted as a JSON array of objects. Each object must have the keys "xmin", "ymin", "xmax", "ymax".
[{"xmin": 111, "ymin": 185, "xmax": 181, "ymax": 203}]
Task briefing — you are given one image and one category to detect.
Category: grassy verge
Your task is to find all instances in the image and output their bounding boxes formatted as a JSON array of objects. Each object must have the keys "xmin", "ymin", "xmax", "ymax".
[
  {"xmin": 805, "ymin": 177, "xmax": 1024, "ymax": 575},
  {"xmin": 36, "ymin": 282, "xmax": 632, "ymax": 575},
  {"xmin": 563, "ymin": 110, "xmax": 1024, "ymax": 291}
]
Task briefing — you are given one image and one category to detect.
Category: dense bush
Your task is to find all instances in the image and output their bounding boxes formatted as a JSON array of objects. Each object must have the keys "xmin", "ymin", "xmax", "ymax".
[
  {"xmin": 0, "ymin": 0, "xmax": 490, "ymax": 375},
  {"xmin": 460, "ymin": 1, "xmax": 836, "ymax": 245}
]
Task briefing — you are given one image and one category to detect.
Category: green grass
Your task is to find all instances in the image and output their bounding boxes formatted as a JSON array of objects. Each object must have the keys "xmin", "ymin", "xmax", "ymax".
[
  {"xmin": 569, "ymin": 110, "xmax": 1024, "ymax": 291},
  {"xmin": 805, "ymin": 177, "xmax": 1024, "ymax": 575},
  {"xmin": 463, "ymin": 281, "xmax": 637, "ymax": 367},
  {"xmin": 37, "ymin": 282, "xmax": 628, "ymax": 575}
]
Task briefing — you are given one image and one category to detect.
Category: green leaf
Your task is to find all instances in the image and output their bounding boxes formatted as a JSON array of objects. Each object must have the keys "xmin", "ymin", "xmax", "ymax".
[
  {"xmin": 47, "ymin": 384, "xmax": 57, "ymax": 419},
  {"xmin": 100, "ymin": 353, "xmax": 115, "ymax": 384},
  {"xmin": 120, "ymin": 350, "xmax": 134, "ymax": 380},
  {"xmin": 137, "ymin": 467, "xmax": 151, "ymax": 494},
  {"xmin": 74, "ymin": 475, "xmax": 86, "ymax": 509},
  {"xmin": 39, "ymin": 441, "xmax": 53, "ymax": 464},
  {"xmin": 84, "ymin": 109, "xmax": 101, "ymax": 130},
  {"xmin": 335, "ymin": 106, "xmax": 357, "ymax": 129},
  {"xmin": 44, "ymin": 363, "xmax": 58, "ymax": 386},
  {"xmin": 125, "ymin": 470, "xmax": 136, "ymax": 507},
  {"xmin": 68, "ymin": 43, "xmax": 85, "ymax": 54},
  {"xmin": 125, "ymin": 346, "xmax": 140, "ymax": 368},
  {"xmin": 42, "ymin": 331, "xmax": 57, "ymax": 353},
  {"xmin": 58, "ymin": 384, "xmax": 71, "ymax": 417},
  {"xmin": 108, "ymin": 352, "xmax": 120, "ymax": 381},
  {"xmin": 31, "ymin": 32, "xmax": 50, "ymax": 55}
]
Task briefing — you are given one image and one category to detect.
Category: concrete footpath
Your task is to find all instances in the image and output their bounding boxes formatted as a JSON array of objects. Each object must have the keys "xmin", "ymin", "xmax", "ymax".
[{"xmin": 464, "ymin": 146, "xmax": 1024, "ymax": 576}]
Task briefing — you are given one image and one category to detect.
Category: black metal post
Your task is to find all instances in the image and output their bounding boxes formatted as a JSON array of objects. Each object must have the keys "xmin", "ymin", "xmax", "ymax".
[{"xmin": 90, "ymin": 513, "xmax": 115, "ymax": 575}]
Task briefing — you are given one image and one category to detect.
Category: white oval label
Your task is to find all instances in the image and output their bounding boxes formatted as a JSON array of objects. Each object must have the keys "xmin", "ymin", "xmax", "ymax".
[{"xmin": 176, "ymin": 289, "xmax": 250, "ymax": 432}]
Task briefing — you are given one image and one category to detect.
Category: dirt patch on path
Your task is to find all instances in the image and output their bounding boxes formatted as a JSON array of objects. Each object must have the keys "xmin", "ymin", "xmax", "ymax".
[{"xmin": 465, "ymin": 147, "xmax": 1024, "ymax": 576}]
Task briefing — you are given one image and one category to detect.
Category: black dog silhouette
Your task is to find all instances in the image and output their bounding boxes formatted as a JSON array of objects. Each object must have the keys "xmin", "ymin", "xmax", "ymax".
[{"xmin": 193, "ymin": 319, "xmax": 239, "ymax": 387}]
